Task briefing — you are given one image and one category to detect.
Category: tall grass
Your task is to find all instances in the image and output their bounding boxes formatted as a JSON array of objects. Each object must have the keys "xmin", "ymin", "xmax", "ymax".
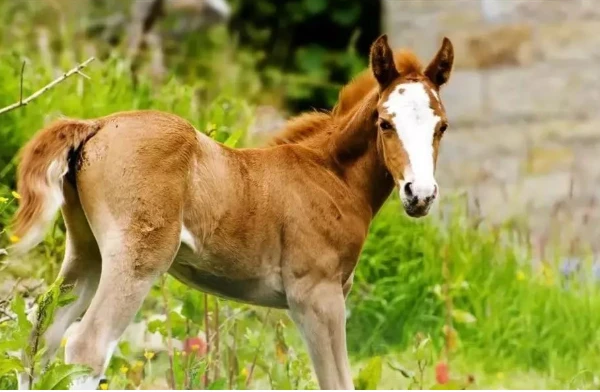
[{"xmin": 349, "ymin": 196, "xmax": 600, "ymax": 384}]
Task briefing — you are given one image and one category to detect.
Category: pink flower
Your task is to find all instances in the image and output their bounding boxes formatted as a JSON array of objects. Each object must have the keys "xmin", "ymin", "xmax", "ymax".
[
  {"xmin": 435, "ymin": 361, "xmax": 449, "ymax": 384},
  {"xmin": 184, "ymin": 332, "xmax": 207, "ymax": 356}
]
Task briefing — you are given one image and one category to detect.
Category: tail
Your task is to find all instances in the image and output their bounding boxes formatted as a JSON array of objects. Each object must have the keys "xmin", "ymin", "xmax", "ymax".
[{"xmin": 11, "ymin": 118, "xmax": 102, "ymax": 255}]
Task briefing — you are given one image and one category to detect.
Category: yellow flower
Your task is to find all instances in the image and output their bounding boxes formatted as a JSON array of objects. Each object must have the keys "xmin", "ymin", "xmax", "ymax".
[
  {"xmin": 191, "ymin": 344, "xmax": 200, "ymax": 351},
  {"xmin": 9, "ymin": 235, "xmax": 20, "ymax": 243},
  {"xmin": 541, "ymin": 264, "xmax": 554, "ymax": 286},
  {"xmin": 144, "ymin": 350, "xmax": 155, "ymax": 360},
  {"xmin": 11, "ymin": 191, "xmax": 21, "ymax": 199},
  {"xmin": 207, "ymin": 122, "xmax": 217, "ymax": 130},
  {"xmin": 0, "ymin": 197, "xmax": 8, "ymax": 203},
  {"xmin": 516, "ymin": 270, "xmax": 526, "ymax": 281},
  {"xmin": 132, "ymin": 360, "xmax": 144, "ymax": 370},
  {"xmin": 120, "ymin": 365, "xmax": 129, "ymax": 374},
  {"xmin": 241, "ymin": 367, "xmax": 249, "ymax": 378},
  {"xmin": 60, "ymin": 338, "xmax": 67, "ymax": 348},
  {"xmin": 496, "ymin": 372, "xmax": 505, "ymax": 380},
  {"xmin": 99, "ymin": 381, "xmax": 108, "ymax": 390}
]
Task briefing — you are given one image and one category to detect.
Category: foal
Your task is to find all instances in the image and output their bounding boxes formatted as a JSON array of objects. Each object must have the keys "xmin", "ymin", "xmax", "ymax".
[{"xmin": 12, "ymin": 35, "xmax": 453, "ymax": 389}]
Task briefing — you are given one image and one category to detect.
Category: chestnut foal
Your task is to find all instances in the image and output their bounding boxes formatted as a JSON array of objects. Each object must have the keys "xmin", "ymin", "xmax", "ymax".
[{"xmin": 12, "ymin": 35, "xmax": 453, "ymax": 389}]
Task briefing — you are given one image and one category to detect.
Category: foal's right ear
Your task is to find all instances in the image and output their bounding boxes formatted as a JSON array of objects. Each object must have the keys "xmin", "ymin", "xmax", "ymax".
[{"xmin": 370, "ymin": 34, "xmax": 400, "ymax": 90}]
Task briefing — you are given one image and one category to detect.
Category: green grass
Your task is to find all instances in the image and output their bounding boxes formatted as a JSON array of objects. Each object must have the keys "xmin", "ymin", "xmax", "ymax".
[{"xmin": 1, "ymin": 4, "xmax": 600, "ymax": 388}]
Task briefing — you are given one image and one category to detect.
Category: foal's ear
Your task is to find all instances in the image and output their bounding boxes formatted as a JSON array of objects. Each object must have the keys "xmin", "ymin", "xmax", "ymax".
[
  {"xmin": 370, "ymin": 34, "xmax": 399, "ymax": 89},
  {"xmin": 425, "ymin": 37, "xmax": 454, "ymax": 87}
]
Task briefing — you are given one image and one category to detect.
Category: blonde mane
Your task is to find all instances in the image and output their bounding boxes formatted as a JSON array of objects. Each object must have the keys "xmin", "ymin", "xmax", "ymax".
[{"xmin": 270, "ymin": 49, "xmax": 424, "ymax": 147}]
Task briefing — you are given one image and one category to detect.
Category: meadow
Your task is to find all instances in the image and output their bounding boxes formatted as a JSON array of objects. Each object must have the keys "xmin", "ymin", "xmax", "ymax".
[{"xmin": 1, "ymin": 2, "xmax": 600, "ymax": 390}]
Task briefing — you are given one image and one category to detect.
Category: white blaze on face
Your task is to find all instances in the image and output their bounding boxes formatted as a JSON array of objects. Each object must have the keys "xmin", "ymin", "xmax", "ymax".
[{"xmin": 382, "ymin": 82, "xmax": 440, "ymax": 199}]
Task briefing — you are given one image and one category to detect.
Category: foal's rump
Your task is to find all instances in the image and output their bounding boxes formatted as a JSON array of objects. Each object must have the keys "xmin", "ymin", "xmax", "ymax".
[{"xmin": 11, "ymin": 110, "xmax": 198, "ymax": 256}]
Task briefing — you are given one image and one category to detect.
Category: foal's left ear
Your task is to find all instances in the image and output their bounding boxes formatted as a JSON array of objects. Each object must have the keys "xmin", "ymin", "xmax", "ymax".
[
  {"xmin": 425, "ymin": 37, "xmax": 454, "ymax": 88},
  {"xmin": 370, "ymin": 34, "xmax": 400, "ymax": 89}
]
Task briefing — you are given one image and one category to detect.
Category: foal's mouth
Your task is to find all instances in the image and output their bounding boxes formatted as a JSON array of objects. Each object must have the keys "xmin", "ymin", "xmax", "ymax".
[{"xmin": 402, "ymin": 202, "xmax": 432, "ymax": 218}]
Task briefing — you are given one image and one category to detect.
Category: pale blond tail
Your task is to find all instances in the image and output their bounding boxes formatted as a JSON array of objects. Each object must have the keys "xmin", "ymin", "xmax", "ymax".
[{"xmin": 11, "ymin": 118, "xmax": 102, "ymax": 254}]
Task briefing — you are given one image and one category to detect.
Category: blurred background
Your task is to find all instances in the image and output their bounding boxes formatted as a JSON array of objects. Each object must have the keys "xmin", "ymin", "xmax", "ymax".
[{"xmin": 1, "ymin": 0, "xmax": 600, "ymax": 390}]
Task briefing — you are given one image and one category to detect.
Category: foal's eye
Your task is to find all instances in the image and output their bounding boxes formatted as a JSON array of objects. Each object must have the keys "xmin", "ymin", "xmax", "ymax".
[
  {"xmin": 379, "ymin": 120, "xmax": 393, "ymax": 131},
  {"xmin": 440, "ymin": 123, "xmax": 448, "ymax": 134}
]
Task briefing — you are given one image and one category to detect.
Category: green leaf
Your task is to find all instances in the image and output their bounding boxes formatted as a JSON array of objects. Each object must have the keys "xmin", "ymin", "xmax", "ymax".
[
  {"xmin": 354, "ymin": 356, "xmax": 382, "ymax": 390},
  {"xmin": 12, "ymin": 295, "xmax": 31, "ymax": 335},
  {"xmin": 332, "ymin": 4, "xmax": 361, "ymax": 26},
  {"xmin": 294, "ymin": 46, "xmax": 328, "ymax": 77},
  {"xmin": 147, "ymin": 319, "xmax": 166, "ymax": 336},
  {"xmin": 181, "ymin": 291, "xmax": 204, "ymax": 324},
  {"xmin": 414, "ymin": 337, "xmax": 431, "ymax": 362},
  {"xmin": 223, "ymin": 128, "xmax": 244, "ymax": 148},
  {"xmin": 302, "ymin": 0, "xmax": 327, "ymax": 14},
  {"xmin": 208, "ymin": 377, "xmax": 228, "ymax": 389},
  {"xmin": 451, "ymin": 309, "xmax": 477, "ymax": 324},
  {"xmin": 0, "ymin": 357, "xmax": 24, "ymax": 376},
  {"xmin": 33, "ymin": 362, "xmax": 90, "ymax": 390}
]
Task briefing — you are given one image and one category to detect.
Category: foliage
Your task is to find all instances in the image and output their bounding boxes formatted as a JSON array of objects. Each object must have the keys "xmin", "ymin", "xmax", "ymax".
[
  {"xmin": 0, "ymin": 278, "xmax": 90, "ymax": 390},
  {"xmin": 229, "ymin": 0, "xmax": 377, "ymax": 111}
]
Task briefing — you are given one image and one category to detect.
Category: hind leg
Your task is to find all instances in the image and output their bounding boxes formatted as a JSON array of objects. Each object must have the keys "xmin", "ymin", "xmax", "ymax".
[
  {"xmin": 19, "ymin": 185, "xmax": 101, "ymax": 390},
  {"xmin": 64, "ymin": 222, "xmax": 181, "ymax": 389}
]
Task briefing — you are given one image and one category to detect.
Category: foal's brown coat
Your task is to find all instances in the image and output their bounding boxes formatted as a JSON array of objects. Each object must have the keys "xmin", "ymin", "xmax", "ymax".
[{"xmin": 13, "ymin": 35, "xmax": 453, "ymax": 390}]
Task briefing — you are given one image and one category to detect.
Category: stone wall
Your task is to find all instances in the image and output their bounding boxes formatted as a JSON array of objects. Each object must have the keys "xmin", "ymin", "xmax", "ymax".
[{"xmin": 384, "ymin": 0, "xmax": 600, "ymax": 247}]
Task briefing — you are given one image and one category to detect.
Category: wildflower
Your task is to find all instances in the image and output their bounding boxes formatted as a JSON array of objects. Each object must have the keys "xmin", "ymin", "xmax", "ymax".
[
  {"xmin": 184, "ymin": 334, "xmax": 207, "ymax": 356},
  {"xmin": 144, "ymin": 350, "xmax": 155, "ymax": 360},
  {"xmin": 435, "ymin": 361, "xmax": 449, "ymax": 384},
  {"xmin": 60, "ymin": 338, "xmax": 67, "ymax": 348},
  {"xmin": 516, "ymin": 270, "xmax": 526, "ymax": 281},
  {"xmin": 9, "ymin": 235, "xmax": 20, "ymax": 243},
  {"xmin": 542, "ymin": 264, "xmax": 555, "ymax": 286},
  {"xmin": 120, "ymin": 365, "xmax": 129, "ymax": 374},
  {"xmin": 0, "ymin": 197, "xmax": 8, "ymax": 203},
  {"xmin": 99, "ymin": 381, "xmax": 108, "ymax": 390},
  {"xmin": 241, "ymin": 367, "xmax": 249, "ymax": 379},
  {"xmin": 559, "ymin": 257, "xmax": 581, "ymax": 279},
  {"xmin": 592, "ymin": 261, "xmax": 600, "ymax": 283},
  {"xmin": 496, "ymin": 372, "xmax": 505, "ymax": 380},
  {"xmin": 11, "ymin": 191, "xmax": 21, "ymax": 199}
]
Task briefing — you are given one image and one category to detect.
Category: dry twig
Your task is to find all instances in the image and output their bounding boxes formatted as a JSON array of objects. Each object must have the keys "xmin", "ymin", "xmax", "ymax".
[{"xmin": 0, "ymin": 57, "xmax": 95, "ymax": 116}]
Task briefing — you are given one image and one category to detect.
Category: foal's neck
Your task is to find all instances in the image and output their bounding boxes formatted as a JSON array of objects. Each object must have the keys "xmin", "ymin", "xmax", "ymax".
[{"xmin": 328, "ymin": 91, "xmax": 395, "ymax": 217}]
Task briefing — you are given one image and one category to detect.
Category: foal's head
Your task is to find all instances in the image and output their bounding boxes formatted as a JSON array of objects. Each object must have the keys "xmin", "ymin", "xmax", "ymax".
[{"xmin": 371, "ymin": 35, "xmax": 454, "ymax": 218}]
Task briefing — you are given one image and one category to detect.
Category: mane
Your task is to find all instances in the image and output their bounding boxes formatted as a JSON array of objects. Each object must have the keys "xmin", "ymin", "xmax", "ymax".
[
  {"xmin": 269, "ymin": 111, "xmax": 332, "ymax": 145},
  {"xmin": 269, "ymin": 49, "xmax": 423, "ymax": 147}
]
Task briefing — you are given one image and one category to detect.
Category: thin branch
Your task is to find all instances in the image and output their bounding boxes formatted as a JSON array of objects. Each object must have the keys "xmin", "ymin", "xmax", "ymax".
[
  {"xmin": 19, "ymin": 61, "xmax": 26, "ymax": 104},
  {"xmin": 0, "ymin": 57, "xmax": 95, "ymax": 116},
  {"xmin": 203, "ymin": 293, "xmax": 210, "ymax": 388},
  {"xmin": 160, "ymin": 275, "xmax": 176, "ymax": 389},
  {"xmin": 245, "ymin": 309, "xmax": 272, "ymax": 388}
]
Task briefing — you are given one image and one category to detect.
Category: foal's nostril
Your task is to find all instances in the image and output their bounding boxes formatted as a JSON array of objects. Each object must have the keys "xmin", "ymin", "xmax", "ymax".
[{"xmin": 404, "ymin": 182, "xmax": 414, "ymax": 198}]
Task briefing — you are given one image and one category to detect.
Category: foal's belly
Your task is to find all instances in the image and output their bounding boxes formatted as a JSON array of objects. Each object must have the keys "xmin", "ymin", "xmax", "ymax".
[{"xmin": 169, "ymin": 244, "xmax": 288, "ymax": 309}]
